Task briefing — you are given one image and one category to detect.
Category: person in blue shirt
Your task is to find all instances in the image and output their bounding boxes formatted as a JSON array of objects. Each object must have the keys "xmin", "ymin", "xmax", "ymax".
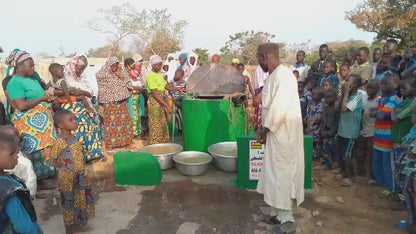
[
  {"xmin": 318, "ymin": 60, "xmax": 339, "ymax": 89},
  {"xmin": 376, "ymin": 56, "xmax": 394, "ymax": 81},
  {"xmin": 0, "ymin": 134, "xmax": 42, "ymax": 233}
]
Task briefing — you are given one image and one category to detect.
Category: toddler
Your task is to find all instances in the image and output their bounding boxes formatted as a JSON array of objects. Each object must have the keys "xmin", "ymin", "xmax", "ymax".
[{"xmin": 51, "ymin": 110, "xmax": 95, "ymax": 234}]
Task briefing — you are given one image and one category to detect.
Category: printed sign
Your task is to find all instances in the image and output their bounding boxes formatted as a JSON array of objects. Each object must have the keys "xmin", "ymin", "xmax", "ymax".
[{"xmin": 249, "ymin": 140, "xmax": 265, "ymax": 180}]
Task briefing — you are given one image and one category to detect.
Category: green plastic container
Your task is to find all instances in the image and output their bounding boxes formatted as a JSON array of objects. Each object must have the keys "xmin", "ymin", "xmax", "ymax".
[
  {"xmin": 114, "ymin": 151, "xmax": 162, "ymax": 186},
  {"xmin": 235, "ymin": 135, "xmax": 313, "ymax": 190},
  {"xmin": 182, "ymin": 97, "xmax": 249, "ymax": 152}
]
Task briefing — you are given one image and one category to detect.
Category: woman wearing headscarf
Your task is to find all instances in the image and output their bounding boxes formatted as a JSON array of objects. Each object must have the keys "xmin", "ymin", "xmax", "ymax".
[
  {"xmin": 63, "ymin": 56, "xmax": 104, "ymax": 162},
  {"xmin": 184, "ymin": 52, "xmax": 200, "ymax": 81},
  {"xmin": 147, "ymin": 55, "xmax": 182, "ymax": 144},
  {"xmin": 5, "ymin": 51, "xmax": 57, "ymax": 180},
  {"xmin": 177, "ymin": 53, "xmax": 188, "ymax": 71},
  {"xmin": 3, "ymin": 49, "xmax": 47, "ymax": 119},
  {"xmin": 96, "ymin": 57, "xmax": 135, "ymax": 148},
  {"xmin": 166, "ymin": 53, "xmax": 178, "ymax": 83}
]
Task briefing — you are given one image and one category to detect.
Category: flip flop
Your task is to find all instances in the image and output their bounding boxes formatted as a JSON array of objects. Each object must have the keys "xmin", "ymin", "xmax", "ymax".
[
  {"xmin": 255, "ymin": 215, "xmax": 281, "ymax": 225},
  {"xmin": 269, "ymin": 221, "xmax": 296, "ymax": 234}
]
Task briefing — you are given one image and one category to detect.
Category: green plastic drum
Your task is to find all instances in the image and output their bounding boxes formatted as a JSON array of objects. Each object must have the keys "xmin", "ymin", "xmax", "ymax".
[{"xmin": 182, "ymin": 97, "xmax": 249, "ymax": 152}]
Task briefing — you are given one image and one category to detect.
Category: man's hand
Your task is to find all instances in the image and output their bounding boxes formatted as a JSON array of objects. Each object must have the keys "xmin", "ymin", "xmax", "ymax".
[{"xmin": 256, "ymin": 127, "xmax": 269, "ymax": 144}]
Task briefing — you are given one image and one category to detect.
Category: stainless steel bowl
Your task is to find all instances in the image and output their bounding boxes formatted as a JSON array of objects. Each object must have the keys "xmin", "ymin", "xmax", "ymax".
[
  {"xmin": 173, "ymin": 151, "xmax": 212, "ymax": 176},
  {"xmin": 138, "ymin": 143, "xmax": 183, "ymax": 170},
  {"xmin": 208, "ymin": 142, "xmax": 238, "ymax": 172}
]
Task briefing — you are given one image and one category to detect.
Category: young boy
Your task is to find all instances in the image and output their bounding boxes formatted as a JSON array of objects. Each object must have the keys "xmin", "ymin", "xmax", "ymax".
[
  {"xmin": 237, "ymin": 63, "xmax": 255, "ymax": 97},
  {"xmin": 292, "ymin": 70, "xmax": 300, "ymax": 80},
  {"xmin": 376, "ymin": 56, "xmax": 394, "ymax": 81},
  {"xmin": 398, "ymin": 107, "xmax": 416, "ymax": 232},
  {"xmin": 338, "ymin": 64, "xmax": 350, "ymax": 97},
  {"xmin": 306, "ymin": 87, "xmax": 324, "ymax": 160},
  {"xmin": 48, "ymin": 63, "xmax": 94, "ymax": 112},
  {"xmin": 162, "ymin": 64, "xmax": 169, "ymax": 81},
  {"xmin": 391, "ymin": 77, "xmax": 416, "ymax": 202},
  {"xmin": 321, "ymin": 89, "xmax": 340, "ymax": 169},
  {"xmin": 356, "ymin": 79, "xmax": 381, "ymax": 183},
  {"xmin": 322, "ymin": 80, "xmax": 333, "ymax": 91},
  {"xmin": 337, "ymin": 75, "xmax": 363, "ymax": 186},
  {"xmin": 1, "ymin": 125, "xmax": 37, "ymax": 197},
  {"xmin": 298, "ymin": 81, "xmax": 308, "ymax": 132},
  {"xmin": 0, "ymin": 134, "xmax": 42, "ymax": 233},
  {"xmin": 171, "ymin": 70, "xmax": 186, "ymax": 132},
  {"xmin": 319, "ymin": 60, "xmax": 339, "ymax": 89},
  {"xmin": 372, "ymin": 74, "xmax": 402, "ymax": 198}
]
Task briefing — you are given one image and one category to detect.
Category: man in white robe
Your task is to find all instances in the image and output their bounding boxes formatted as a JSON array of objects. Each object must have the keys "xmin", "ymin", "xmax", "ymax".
[{"xmin": 255, "ymin": 43, "xmax": 305, "ymax": 232}]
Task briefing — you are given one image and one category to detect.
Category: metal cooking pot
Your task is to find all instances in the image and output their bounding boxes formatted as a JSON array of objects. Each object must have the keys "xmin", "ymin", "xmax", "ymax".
[
  {"xmin": 138, "ymin": 143, "xmax": 183, "ymax": 170},
  {"xmin": 208, "ymin": 142, "xmax": 238, "ymax": 172},
  {"xmin": 173, "ymin": 151, "xmax": 212, "ymax": 176}
]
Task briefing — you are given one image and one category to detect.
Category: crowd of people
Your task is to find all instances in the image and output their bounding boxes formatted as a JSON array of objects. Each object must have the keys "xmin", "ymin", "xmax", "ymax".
[
  {"xmin": 1, "ymin": 38, "xmax": 416, "ymax": 233},
  {"xmin": 289, "ymin": 39, "xmax": 416, "ymax": 232},
  {"xmin": 0, "ymin": 48, "xmax": 254, "ymax": 233}
]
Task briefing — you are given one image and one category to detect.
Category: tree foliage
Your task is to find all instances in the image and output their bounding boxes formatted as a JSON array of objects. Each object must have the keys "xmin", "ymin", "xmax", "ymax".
[
  {"xmin": 88, "ymin": 4, "xmax": 188, "ymax": 59},
  {"xmin": 88, "ymin": 3, "xmax": 140, "ymax": 57},
  {"xmin": 220, "ymin": 31, "xmax": 275, "ymax": 65},
  {"xmin": 133, "ymin": 9, "xmax": 188, "ymax": 60},
  {"xmin": 193, "ymin": 48, "xmax": 210, "ymax": 66},
  {"xmin": 346, "ymin": 0, "xmax": 416, "ymax": 48}
]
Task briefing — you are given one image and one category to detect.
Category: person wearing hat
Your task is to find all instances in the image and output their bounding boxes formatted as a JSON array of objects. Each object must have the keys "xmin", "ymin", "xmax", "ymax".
[
  {"xmin": 231, "ymin": 58, "xmax": 240, "ymax": 68},
  {"xmin": 255, "ymin": 43, "xmax": 304, "ymax": 233}
]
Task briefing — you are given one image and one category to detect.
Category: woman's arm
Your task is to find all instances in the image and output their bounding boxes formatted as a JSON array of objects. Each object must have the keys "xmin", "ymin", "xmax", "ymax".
[
  {"xmin": 13, "ymin": 95, "xmax": 54, "ymax": 111},
  {"xmin": 151, "ymin": 89, "xmax": 173, "ymax": 114}
]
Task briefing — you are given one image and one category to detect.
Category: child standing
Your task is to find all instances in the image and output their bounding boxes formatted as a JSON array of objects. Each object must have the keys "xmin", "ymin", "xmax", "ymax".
[
  {"xmin": 391, "ymin": 77, "xmax": 416, "ymax": 200},
  {"xmin": 372, "ymin": 75, "xmax": 402, "ymax": 198},
  {"xmin": 306, "ymin": 87, "xmax": 324, "ymax": 160},
  {"xmin": 298, "ymin": 81, "xmax": 308, "ymax": 132},
  {"xmin": 337, "ymin": 75, "xmax": 363, "ymax": 186},
  {"xmin": 171, "ymin": 70, "xmax": 186, "ymax": 132},
  {"xmin": 321, "ymin": 89, "xmax": 340, "ymax": 169},
  {"xmin": 0, "ymin": 134, "xmax": 42, "ymax": 233},
  {"xmin": 318, "ymin": 60, "xmax": 339, "ymax": 89},
  {"xmin": 398, "ymin": 107, "xmax": 416, "ymax": 233},
  {"xmin": 237, "ymin": 63, "xmax": 255, "ymax": 97},
  {"xmin": 376, "ymin": 56, "xmax": 394, "ymax": 81},
  {"xmin": 356, "ymin": 79, "xmax": 381, "ymax": 183},
  {"xmin": 51, "ymin": 110, "xmax": 94, "ymax": 234},
  {"xmin": 338, "ymin": 64, "xmax": 350, "ymax": 97}
]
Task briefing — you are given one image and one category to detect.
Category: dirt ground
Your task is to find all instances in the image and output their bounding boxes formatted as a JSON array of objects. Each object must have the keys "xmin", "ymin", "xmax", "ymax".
[{"xmin": 33, "ymin": 138, "xmax": 407, "ymax": 234}]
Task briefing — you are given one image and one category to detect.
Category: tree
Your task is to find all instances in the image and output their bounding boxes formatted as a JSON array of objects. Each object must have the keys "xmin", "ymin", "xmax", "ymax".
[
  {"xmin": 346, "ymin": 0, "xmax": 416, "ymax": 48},
  {"xmin": 193, "ymin": 48, "xmax": 210, "ymax": 66},
  {"xmin": 88, "ymin": 5, "xmax": 187, "ymax": 59},
  {"xmin": 327, "ymin": 40, "xmax": 369, "ymax": 62},
  {"xmin": 133, "ymin": 9, "xmax": 188, "ymax": 60},
  {"xmin": 88, "ymin": 3, "xmax": 140, "ymax": 57},
  {"xmin": 220, "ymin": 31, "xmax": 275, "ymax": 65},
  {"xmin": 87, "ymin": 45, "xmax": 122, "ymax": 58}
]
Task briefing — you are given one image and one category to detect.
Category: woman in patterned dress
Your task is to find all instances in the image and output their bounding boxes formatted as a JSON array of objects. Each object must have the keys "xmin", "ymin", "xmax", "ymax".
[
  {"xmin": 146, "ymin": 55, "xmax": 182, "ymax": 144},
  {"xmin": 63, "ymin": 56, "xmax": 104, "ymax": 162},
  {"xmin": 5, "ymin": 51, "xmax": 57, "ymax": 180},
  {"xmin": 96, "ymin": 57, "xmax": 136, "ymax": 148}
]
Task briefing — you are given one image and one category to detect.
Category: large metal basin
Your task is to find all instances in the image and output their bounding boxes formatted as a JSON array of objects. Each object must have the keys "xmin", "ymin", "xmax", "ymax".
[
  {"xmin": 138, "ymin": 143, "xmax": 183, "ymax": 170},
  {"xmin": 173, "ymin": 151, "xmax": 212, "ymax": 176},
  {"xmin": 208, "ymin": 142, "xmax": 238, "ymax": 172}
]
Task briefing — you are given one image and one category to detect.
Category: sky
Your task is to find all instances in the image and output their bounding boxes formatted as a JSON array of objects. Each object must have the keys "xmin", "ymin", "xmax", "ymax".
[{"xmin": 0, "ymin": 0, "xmax": 377, "ymax": 58}]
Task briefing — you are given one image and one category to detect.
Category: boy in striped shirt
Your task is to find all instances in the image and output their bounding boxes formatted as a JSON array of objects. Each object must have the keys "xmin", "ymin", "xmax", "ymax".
[{"xmin": 372, "ymin": 74, "xmax": 402, "ymax": 198}]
